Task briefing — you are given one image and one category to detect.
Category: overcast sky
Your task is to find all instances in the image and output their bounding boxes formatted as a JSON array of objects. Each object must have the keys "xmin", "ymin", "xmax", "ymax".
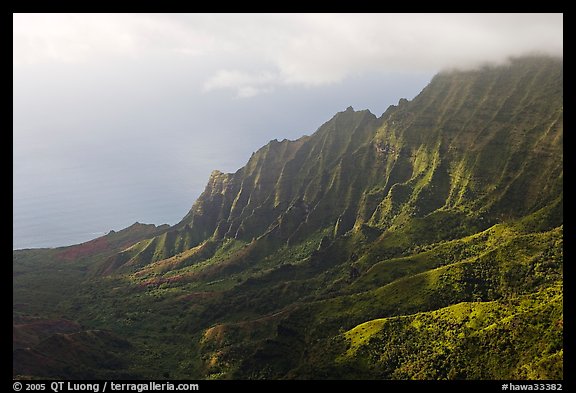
[{"xmin": 13, "ymin": 13, "xmax": 563, "ymax": 249}]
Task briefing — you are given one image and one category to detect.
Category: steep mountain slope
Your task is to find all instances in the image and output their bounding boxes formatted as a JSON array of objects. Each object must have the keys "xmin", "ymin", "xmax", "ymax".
[
  {"xmin": 13, "ymin": 56, "xmax": 563, "ymax": 380},
  {"xmin": 101, "ymin": 57, "xmax": 562, "ymax": 276}
]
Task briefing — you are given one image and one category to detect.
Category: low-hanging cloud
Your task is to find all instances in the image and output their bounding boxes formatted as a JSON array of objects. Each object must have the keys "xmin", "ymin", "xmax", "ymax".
[{"xmin": 14, "ymin": 13, "xmax": 562, "ymax": 98}]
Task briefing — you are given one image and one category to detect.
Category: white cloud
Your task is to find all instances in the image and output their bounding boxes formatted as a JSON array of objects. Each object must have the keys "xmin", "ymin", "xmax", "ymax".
[
  {"xmin": 14, "ymin": 13, "xmax": 562, "ymax": 96},
  {"xmin": 202, "ymin": 69, "xmax": 279, "ymax": 98},
  {"xmin": 12, "ymin": 13, "xmax": 223, "ymax": 65}
]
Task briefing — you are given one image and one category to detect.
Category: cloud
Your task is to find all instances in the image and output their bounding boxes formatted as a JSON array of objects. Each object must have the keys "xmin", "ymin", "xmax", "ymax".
[
  {"xmin": 14, "ymin": 13, "xmax": 562, "ymax": 97},
  {"xmin": 12, "ymin": 13, "xmax": 223, "ymax": 65},
  {"xmin": 199, "ymin": 13, "xmax": 563, "ymax": 97},
  {"xmin": 202, "ymin": 70, "xmax": 278, "ymax": 98}
]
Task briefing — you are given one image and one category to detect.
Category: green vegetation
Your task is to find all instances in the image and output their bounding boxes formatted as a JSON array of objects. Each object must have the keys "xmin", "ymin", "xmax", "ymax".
[
  {"xmin": 334, "ymin": 285, "xmax": 562, "ymax": 379},
  {"xmin": 13, "ymin": 56, "xmax": 563, "ymax": 380}
]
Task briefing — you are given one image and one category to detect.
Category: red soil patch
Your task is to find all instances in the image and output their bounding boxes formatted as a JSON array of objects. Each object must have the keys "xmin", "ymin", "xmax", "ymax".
[
  {"xmin": 57, "ymin": 236, "xmax": 110, "ymax": 261},
  {"xmin": 13, "ymin": 318, "xmax": 81, "ymax": 349}
]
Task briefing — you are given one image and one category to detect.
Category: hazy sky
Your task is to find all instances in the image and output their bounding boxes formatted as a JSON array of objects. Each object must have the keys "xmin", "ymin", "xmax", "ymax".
[{"xmin": 13, "ymin": 13, "xmax": 563, "ymax": 249}]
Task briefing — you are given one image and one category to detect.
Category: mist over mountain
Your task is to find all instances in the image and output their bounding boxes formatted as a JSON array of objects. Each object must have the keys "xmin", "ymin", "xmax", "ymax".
[{"xmin": 13, "ymin": 56, "xmax": 563, "ymax": 380}]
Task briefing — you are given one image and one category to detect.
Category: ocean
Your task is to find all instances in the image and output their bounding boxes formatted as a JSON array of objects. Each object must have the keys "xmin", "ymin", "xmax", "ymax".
[{"xmin": 12, "ymin": 157, "xmax": 205, "ymax": 250}]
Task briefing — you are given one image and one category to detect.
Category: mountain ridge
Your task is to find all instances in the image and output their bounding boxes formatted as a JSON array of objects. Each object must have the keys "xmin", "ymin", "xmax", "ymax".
[
  {"xmin": 13, "ymin": 55, "xmax": 563, "ymax": 380},
  {"xmin": 101, "ymin": 56, "xmax": 561, "ymax": 278}
]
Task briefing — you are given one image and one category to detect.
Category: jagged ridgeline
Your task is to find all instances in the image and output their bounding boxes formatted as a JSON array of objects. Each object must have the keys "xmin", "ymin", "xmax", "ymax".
[{"xmin": 13, "ymin": 56, "xmax": 562, "ymax": 380}]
